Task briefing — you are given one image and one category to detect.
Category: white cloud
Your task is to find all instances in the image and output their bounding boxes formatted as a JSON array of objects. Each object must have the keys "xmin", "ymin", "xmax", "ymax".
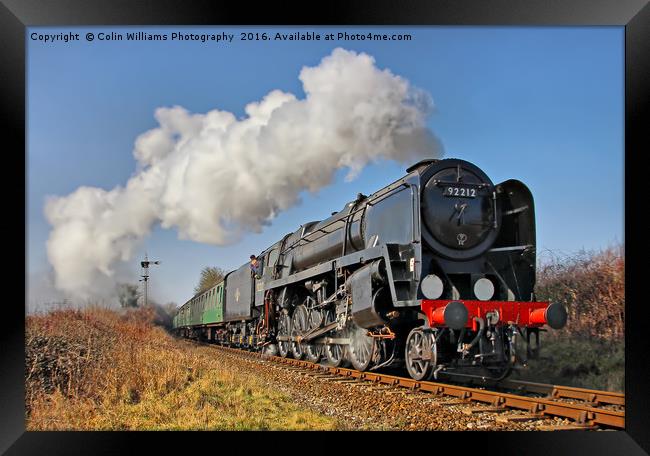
[{"xmin": 44, "ymin": 47, "xmax": 443, "ymax": 299}]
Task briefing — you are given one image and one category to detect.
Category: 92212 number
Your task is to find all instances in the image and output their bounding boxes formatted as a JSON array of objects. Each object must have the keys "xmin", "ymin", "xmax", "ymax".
[{"xmin": 444, "ymin": 186, "xmax": 476, "ymax": 198}]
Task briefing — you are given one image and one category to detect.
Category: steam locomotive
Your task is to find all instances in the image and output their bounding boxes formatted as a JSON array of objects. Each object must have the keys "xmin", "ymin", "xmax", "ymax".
[{"xmin": 173, "ymin": 158, "xmax": 567, "ymax": 381}]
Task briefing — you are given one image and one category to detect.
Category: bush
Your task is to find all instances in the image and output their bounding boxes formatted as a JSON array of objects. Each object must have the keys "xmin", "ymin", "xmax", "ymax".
[
  {"xmin": 515, "ymin": 245, "xmax": 625, "ymax": 391},
  {"xmin": 536, "ymin": 245, "xmax": 624, "ymax": 340}
]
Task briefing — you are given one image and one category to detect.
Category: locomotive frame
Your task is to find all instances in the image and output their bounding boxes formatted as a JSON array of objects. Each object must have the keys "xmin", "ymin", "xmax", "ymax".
[{"xmin": 173, "ymin": 158, "xmax": 567, "ymax": 381}]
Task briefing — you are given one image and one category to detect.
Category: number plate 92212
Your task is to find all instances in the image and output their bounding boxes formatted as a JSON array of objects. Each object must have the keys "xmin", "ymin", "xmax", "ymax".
[{"xmin": 444, "ymin": 186, "xmax": 476, "ymax": 198}]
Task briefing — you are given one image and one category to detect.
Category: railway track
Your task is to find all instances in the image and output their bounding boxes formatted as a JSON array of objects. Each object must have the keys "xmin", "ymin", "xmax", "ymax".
[{"xmin": 205, "ymin": 343, "xmax": 624, "ymax": 430}]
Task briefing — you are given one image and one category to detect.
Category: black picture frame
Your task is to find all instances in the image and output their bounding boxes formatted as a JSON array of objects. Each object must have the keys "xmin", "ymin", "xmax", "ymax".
[{"xmin": 3, "ymin": 0, "xmax": 647, "ymax": 454}]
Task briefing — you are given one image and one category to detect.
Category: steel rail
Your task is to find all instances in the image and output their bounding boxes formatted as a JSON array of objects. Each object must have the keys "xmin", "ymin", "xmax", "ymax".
[
  {"xmin": 209, "ymin": 344, "xmax": 624, "ymax": 429},
  {"xmin": 495, "ymin": 379, "xmax": 625, "ymax": 407}
]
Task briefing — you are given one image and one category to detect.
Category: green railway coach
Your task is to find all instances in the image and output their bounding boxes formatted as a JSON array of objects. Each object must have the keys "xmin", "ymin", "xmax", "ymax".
[{"xmin": 173, "ymin": 281, "xmax": 225, "ymax": 337}]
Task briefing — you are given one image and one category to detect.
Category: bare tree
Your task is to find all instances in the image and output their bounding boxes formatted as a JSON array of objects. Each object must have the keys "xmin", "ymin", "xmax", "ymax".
[{"xmin": 194, "ymin": 266, "xmax": 227, "ymax": 295}]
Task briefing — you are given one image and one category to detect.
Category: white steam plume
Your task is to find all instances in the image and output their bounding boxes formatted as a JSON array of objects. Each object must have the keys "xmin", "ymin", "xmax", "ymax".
[{"xmin": 44, "ymin": 48, "xmax": 444, "ymax": 299}]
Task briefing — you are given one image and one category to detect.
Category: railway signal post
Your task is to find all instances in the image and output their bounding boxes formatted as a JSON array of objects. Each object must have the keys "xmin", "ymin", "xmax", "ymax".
[{"xmin": 140, "ymin": 253, "xmax": 160, "ymax": 307}]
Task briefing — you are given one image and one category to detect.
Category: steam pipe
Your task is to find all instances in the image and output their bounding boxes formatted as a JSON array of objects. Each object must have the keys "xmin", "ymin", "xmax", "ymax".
[
  {"xmin": 457, "ymin": 317, "xmax": 484, "ymax": 355},
  {"xmin": 466, "ymin": 316, "xmax": 485, "ymax": 351}
]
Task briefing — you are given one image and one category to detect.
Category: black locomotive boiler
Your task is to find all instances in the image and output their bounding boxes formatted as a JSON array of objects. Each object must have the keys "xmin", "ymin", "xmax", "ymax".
[{"xmin": 174, "ymin": 158, "xmax": 567, "ymax": 381}]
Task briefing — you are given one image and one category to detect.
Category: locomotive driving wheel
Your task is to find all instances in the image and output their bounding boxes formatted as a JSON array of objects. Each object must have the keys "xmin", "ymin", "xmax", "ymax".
[
  {"xmin": 405, "ymin": 327, "xmax": 437, "ymax": 381},
  {"xmin": 323, "ymin": 309, "xmax": 347, "ymax": 367},
  {"xmin": 347, "ymin": 324, "xmax": 376, "ymax": 371},
  {"xmin": 290, "ymin": 305, "xmax": 309, "ymax": 360},
  {"xmin": 277, "ymin": 312, "xmax": 292, "ymax": 358},
  {"xmin": 305, "ymin": 308, "xmax": 323, "ymax": 363},
  {"xmin": 324, "ymin": 328, "xmax": 347, "ymax": 367},
  {"xmin": 305, "ymin": 342, "xmax": 322, "ymax": 363}
]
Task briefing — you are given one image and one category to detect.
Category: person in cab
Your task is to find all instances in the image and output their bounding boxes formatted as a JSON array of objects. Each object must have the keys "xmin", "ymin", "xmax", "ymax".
[{"xmin": 249, "ymin": 254, "xmax": 262, "ymax": 280}]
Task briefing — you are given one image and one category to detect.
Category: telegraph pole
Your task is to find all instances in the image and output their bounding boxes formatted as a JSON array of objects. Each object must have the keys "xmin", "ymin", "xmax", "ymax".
[{"xmin": 140, "ymin": 253, "xmax": 160, "ymax": 307}]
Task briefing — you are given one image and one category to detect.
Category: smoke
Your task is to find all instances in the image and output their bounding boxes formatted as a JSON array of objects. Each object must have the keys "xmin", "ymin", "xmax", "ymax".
[{"xmin": 44, "ymin": 47, "xmax": 444, "ymax": 299}]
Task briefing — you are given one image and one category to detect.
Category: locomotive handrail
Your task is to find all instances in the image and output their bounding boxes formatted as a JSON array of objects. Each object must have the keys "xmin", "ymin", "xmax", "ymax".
[
  {"xmin": 487, "ymin": 244, "xmax": 533, "ymax": 252},
  {"xmin": 431, "ymin": 179, "xmax": 489, "ymax": 188}
]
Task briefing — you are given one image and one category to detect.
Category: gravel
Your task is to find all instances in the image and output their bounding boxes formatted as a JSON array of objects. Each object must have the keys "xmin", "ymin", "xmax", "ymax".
[{"xmin": 198, "ymin": 344, "xmax": 587, "ymax": 431}]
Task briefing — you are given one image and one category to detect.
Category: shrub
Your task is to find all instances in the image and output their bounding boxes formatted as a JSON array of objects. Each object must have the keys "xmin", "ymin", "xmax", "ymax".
[
  {"xmin": 536, "ymin": 244, "xmax": 624, "ymax": 340},
  {"xmin": 516, "ymin": 245, "xmax": 625, "ymax": 391}
]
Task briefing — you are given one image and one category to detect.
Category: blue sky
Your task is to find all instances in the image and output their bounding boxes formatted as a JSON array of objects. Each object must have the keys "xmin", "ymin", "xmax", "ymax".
[{"xmin": 27, "ymin": 26, "xmax": 624, "ymax": 308}]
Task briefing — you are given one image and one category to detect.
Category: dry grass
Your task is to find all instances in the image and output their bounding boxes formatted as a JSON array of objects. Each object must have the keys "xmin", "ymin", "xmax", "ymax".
[{"xmin": 26, "ymin": 306, "xmax": 337, "ymax": 430}]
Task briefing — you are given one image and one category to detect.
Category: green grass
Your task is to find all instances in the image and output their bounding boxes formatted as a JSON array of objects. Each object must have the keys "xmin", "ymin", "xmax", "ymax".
[{"xmin": 514, "ymin": 334, "xmax": 624, "ymax": 392}]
